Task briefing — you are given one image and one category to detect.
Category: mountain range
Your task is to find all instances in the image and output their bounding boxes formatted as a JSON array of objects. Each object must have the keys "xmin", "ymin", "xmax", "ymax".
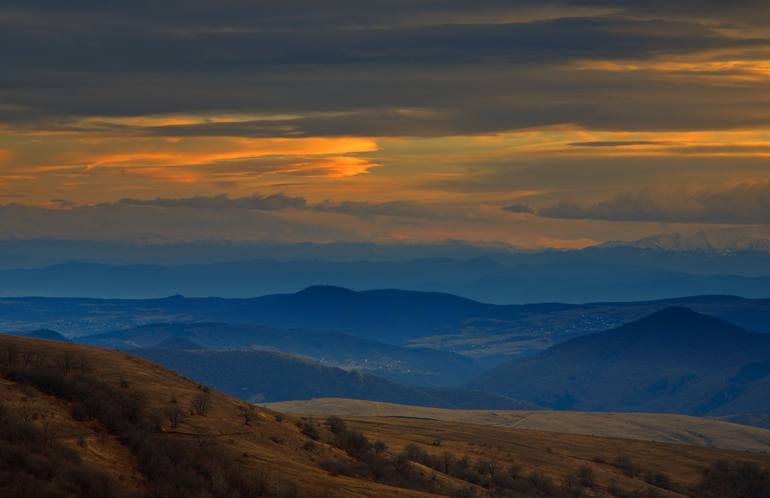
[
  {"xmin": 5, "ymin": 288, "xmax": 770, "ymax": 363},
  {"xmin": 3, "ymin": 228, "xmax": 770, "ymax": 304},
  {"xmin": 4, "ymin": 258, "xmax": 770, "ymax": 304}
]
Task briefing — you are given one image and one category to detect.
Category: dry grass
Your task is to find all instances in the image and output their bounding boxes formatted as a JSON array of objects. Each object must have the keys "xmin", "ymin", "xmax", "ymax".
[
  {"xmin": 331, "ymin": 417, "xmax": 770, "ymax": 497},
  {"xmin": 266, "ymin": 398, "xmax": 770, "ymax": 452},
  {"xmin": 0, "ymin": 336, "xmax": 437, "ymax": 497}
]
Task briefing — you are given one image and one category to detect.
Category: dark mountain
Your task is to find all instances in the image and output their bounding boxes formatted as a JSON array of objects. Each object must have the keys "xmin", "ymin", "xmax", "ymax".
[
  {"xmin": 78, "ymin": 321, "xmax": 480, "ymax": 386},
  {"xmin": 133, "ymin": 347, "xmax": 528, "ymax": 409},
  {"xmin": 238, "ymin": 285, "xmax": 528, "ymax": 343},
  {"xmin": 473, "ymin": 307, "xmax": 770, "ymax": 416}
]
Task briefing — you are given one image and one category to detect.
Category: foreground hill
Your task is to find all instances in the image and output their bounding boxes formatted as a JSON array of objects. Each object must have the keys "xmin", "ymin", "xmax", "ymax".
[
  {"xmin": 1, "ymin": 335, "xmax": 769, "ymax": 498},
  {"xmin": 132, "ymin": 346, "xmax": 524, "ymax": 409},
  {"xmin": 78, "ymin": 322, "xmax": 479, "ymax": 386},
  {"xmin": 474, "ymin": 307, "xmax": 770, "ymax": 416},
  {"xmin": 266, "ymin": 398, "xmax": 770, "ymax": 452},
  {"xmin": 0, "ymin": 335, "xmax": 444, "ymax": 497}
]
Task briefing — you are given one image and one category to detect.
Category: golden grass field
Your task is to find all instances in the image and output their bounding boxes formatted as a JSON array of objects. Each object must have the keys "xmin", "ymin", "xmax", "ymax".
[{"xmin": 265, "ymin": 398, "xmax": 770, "ymax": 453}]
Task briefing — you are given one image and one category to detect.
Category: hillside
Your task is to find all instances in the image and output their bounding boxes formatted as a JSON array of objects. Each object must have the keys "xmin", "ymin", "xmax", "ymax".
[
  {"xmin": 78, "ymin": 322, "xmax": 479, "ymax": 386},
  {"xmin": 0, "ymin": 335, "xmax": 444, "ymax": 497},
  {"xmin": 473, "ymin": 307, "xmax": 770, "ymax": 415},
  {"xmin": 2, "ymin": 335, "xmax": 769, "ymax": 498},
  {"xmin": 132, "ymin": 346, "xmax": 524, "ymax": 409},
  {"xmin": 265, "ymin": 398, "xmax": 770, "ymax": 452}
]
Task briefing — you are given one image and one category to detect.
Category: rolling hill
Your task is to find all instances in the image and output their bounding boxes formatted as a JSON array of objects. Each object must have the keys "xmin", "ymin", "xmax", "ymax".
[
  {"xmin": 78, "ymin": 322, "xmax": 479, "ymax": 386},
  {"xmin": 265, "ymin": 398, "xmax": 770, "ymax": 452},
  {"xmin": 5, "ymin": 289, "xmax": 770, "ymax": 363},
  {"xmin": 1, "ymin": 334, "xmax": 769, "ymax": 498},
  {"xmin": 473, "ymin": 307, "xmax": 770, "ymax": 416},
  {"xmin": 131, "ymin": 345, "xmax": 524, "ymax": 409}
]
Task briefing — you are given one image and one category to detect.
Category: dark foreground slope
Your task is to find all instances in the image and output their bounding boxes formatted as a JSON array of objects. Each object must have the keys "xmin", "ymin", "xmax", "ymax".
[{"xmin": 474, "ymin": 307, "xmax": 770, "ymax": 415}]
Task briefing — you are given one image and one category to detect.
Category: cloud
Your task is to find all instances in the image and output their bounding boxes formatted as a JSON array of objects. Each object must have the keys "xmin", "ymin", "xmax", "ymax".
[
  {"xmin": 113, "ymin": 193, "xmax": 308, "ymax": 210},
  {"xmin": 2, "ymin": 2, "xmax": 768, "ymax": 138},
  {"xmin": 0, "ymin": 202, "xmax": 356, "ymax": 242},
  {"xmin": 567, "ymin": 141, "xmax": 666, "ymax": 147},
  {"xmin": 536, "ymin": 182, "xmax": 770, "ymax": 224},
  {"xmin": 101, "ymin": 193, "xmax": 490, "ymax": 221},
  {"xmin": 313, "ymin": 200, "xmax": 489, "ymax": 220},
  {"xmin": 502, "ymin": 203, "xmax": 535, "ymax": 214}
]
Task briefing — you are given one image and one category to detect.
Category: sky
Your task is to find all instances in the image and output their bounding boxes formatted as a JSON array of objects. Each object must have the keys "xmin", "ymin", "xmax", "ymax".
[{"xmin": 2, "ymin": 1, "xmax": 770, "ymax": 248}]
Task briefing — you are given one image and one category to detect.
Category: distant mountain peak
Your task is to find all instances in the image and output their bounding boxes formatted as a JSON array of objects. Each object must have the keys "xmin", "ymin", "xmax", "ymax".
[
  {"xmin": 600, "ymin": 227, "xmax": 770, "ymax": 254},
  {"xmin": 296, "ymin": 285, "xmax": 358, "ymax": 296},
  {"xmin": 611, "ymin": 306, "xmax": 751, "ymax": 342},
  {"xmin": 634, "ymin": 305, "xmax": 735, "ymax": 324}
]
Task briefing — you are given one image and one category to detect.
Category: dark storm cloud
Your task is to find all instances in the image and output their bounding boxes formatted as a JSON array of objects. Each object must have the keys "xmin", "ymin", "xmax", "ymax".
[
  {"xmin": 2, "ymin": 1, "xmax": 769, "ymax": 136},
  {"xmin": 502, "ymin": 203, "xmax": 535, "ymax": 214},
  {"xmin": 3, "ymin": 16, "xmax": 740, "ymax": 72}
]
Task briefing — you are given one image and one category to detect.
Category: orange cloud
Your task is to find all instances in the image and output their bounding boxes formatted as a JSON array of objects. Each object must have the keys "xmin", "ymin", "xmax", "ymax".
[
  {"xmin": 67, "ymin": 136, "xmax": 378, "ymax": 170},
  {"xmin": 573, "ymin": 50, "xmax": 770, "ymax": 82}
]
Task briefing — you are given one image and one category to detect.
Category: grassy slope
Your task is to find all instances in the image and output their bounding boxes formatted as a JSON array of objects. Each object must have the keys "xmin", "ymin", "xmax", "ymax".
[
  {"xmin": 2, "ymin": 335, "xmax": 769, "ymax": 498},
  {"xmin": 0, "ymin": 335, "xmax": 437, "ymax": 498},
  {"xmin": 265, "ymin": 398, "xmax": 770, "ymax": 453},
  {"xmin": 338, "ymin": 417, "xmax": 770, "ymax": 497}
]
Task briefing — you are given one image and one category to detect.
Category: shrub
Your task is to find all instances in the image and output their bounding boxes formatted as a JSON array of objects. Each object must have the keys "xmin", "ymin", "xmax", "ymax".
[
  {"xmin": 576, "ymin": 465, "xmax": 595, "ymax": 488},
  {"xmin": 190, "ymin": 393, "xmax": 210, "ymax": 416},
  {"xmin": 325, "ymin": 415, "xmax": 346, "ymax": 434},
  {"xmin": 694, "ymin": 460, "xmax": 770, "ymax": 498},
  {"xmin": 298, "ymin": 419, "xmax": 320, "ymax": 440},
  {"xmin": 613, "ymin": 454, "xmax": 640, "ymax": 477}
]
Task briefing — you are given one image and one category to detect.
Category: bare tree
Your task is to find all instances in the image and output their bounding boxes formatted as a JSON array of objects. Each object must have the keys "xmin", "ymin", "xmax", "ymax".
[
  {"xmin": 239, "ymin": 406, "xmax": 257, "ymax": 426},
  {"xmin": 77, "ymin": 354, "xmax": 92, "ymax": 376},
  {"xmin": 41, "ymin": 413, "xmax": 58, "ymax": 447},
  {"xmin": 476, "ymin": 458, "xmax": 498, "ymax": 478},
  {"xmin": 191, "ymin": 393, "xmax": 210, "ymax": 416},
  {"xmin": 441, "ymin": 451, "xmax": 456, "ymax": 474},
  {"xmin": 24, "ymin": 350, "xmax": 45, "ymax": 368},
  {"xmin": 165, "ymin": 406, "xmax": 185, "ymax": 428},
  {"xmin": 17, "ymin": 403, "xmax": 37, "ymax": 424},
  {"xmin": 5, "ymin": 344, "xmax": 19, "ymax": 367},
  {"xmin": 61, "ymin": 351, "xmax": 76, "ymax": 375}
]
